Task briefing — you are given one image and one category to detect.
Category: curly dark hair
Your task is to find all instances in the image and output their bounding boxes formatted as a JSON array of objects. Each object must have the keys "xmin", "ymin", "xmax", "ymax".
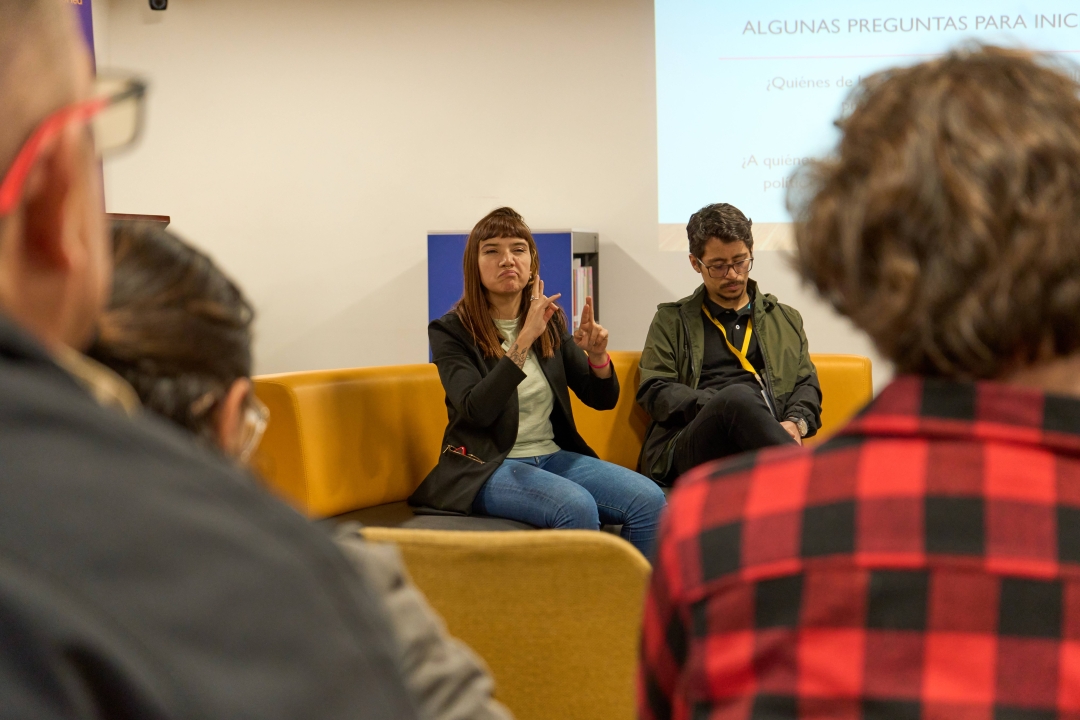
[
  {"xmin": 789, "ymin": 45, "xmax": 1080, "ymax": 379},
  {"xmin": 88, "ymin": 221, "xmax": 254, "ymax": 443},
  {"xmin": 686, "ymin": 203, "xmax": 754, "ymax": 258}
]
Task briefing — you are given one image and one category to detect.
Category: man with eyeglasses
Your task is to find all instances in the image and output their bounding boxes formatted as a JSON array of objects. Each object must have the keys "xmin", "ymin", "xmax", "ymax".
[
  {"xmin": 0, "ymin": 2, "xmax": 416, "ymax": 718},
  {"xmin": 637, "ymin": 202, "xmax": 821, "ymax": 485}
]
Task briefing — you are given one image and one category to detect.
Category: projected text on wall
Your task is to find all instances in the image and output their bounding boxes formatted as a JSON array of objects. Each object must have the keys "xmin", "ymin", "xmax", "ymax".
[{"xmin": 655, "ymin": 1, "xmax": 1080, "ymax": 248}]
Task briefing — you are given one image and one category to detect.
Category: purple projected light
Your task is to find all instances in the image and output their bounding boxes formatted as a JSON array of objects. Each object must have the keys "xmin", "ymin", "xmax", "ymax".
[{"xmin": 69, "ymin": 0, "xmax": 95, "ymax": 66}]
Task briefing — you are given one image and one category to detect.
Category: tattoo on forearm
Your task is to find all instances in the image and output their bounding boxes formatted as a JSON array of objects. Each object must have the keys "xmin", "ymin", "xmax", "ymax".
[{"xmin": 507, "ymin": 342, "xmax": 528, "ymax": 368}]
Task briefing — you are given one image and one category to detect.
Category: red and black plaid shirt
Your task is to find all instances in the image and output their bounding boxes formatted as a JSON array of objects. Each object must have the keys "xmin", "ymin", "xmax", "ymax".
[{"xmin": 639, "ymin": 376, "xmax": 1080, "ymax": 720}]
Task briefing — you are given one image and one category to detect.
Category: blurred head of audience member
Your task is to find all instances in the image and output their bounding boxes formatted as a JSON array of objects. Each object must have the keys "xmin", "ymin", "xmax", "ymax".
[
  {"xmin": 0, "ymin": 0, "xmax": 111, "ymax": 352},
  {"xmin": 89, "ymin": 220, "xmax": 267, "ymax": 461},
  {"xmin": 0, "ymin": 4, "xmax": 417, "ymax": 717},
  {"xmin": 640, "ymin": 46, "xmax": 1080, "ymax": 720},
  {"xmin": 89, "ymin": 223, "xmax": 515, "ymax": 720},
  {"xmin": 791, "ymin": 44, "xmax": 1080, "ymax": 388}
]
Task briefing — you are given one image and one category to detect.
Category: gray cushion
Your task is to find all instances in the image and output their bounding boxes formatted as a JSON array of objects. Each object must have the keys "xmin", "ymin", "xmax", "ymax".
[
  {"xmin": 329, "ymin": 502, "xmax": 535, "ymax": 531},
  {"xmin": 326, "ymin": 502, "xmax": 626, "ymax": 536}
]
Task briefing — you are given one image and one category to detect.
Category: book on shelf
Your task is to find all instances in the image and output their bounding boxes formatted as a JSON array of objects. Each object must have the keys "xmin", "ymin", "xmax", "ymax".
[{"xmin": 571, "ymin": 260, "xmax": 592, "ymax": 331}]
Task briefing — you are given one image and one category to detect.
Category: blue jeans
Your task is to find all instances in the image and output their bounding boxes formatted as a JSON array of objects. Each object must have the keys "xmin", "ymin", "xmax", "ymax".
[{"xmin": 472, "ymin": 450, "xmax": 667, "ymax": 557}]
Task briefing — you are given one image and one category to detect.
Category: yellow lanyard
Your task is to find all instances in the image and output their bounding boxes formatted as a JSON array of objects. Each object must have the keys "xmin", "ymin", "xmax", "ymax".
[{"xmin": 702, "ymin": 302, "xmax": 759, "ymax": 379}]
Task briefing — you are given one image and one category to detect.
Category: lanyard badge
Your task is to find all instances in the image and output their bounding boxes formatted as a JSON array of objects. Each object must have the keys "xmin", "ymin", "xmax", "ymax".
[
  {"xmin": 702, "ymin": 303, "xmax": 758, "ymax": 379},
  {"xmin": 702, "ymin": 303, "xmax": 777, "ymax": 416}
]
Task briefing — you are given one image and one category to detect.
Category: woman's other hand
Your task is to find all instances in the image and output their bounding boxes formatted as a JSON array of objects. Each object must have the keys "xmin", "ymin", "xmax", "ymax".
[{"xmin": 573, "ymin": 297, "xmax": 611, "ymax": 377}]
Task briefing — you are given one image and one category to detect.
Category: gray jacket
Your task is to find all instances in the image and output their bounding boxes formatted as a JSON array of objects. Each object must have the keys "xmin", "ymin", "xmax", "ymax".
[{"xmin": 335, "ymin": 527, "xmax": 514, "ymax": 720}]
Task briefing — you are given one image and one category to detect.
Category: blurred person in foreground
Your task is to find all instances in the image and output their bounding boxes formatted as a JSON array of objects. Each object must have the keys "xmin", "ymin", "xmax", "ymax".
[
  {"xmin": 0, "ymin": 1, "xmax": 415, "ymax": 717},
  {"xmin": 90, "ymin": 220, "xmax": 513, "ymax": 720},
  {"xmin": 640, "ymin": 45, "xmax": 1080, "ymax": 719}
]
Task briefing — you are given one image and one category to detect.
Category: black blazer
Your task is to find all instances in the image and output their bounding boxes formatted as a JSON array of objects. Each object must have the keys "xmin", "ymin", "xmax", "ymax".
[{"xmin": 409, "ymin": 312, "xmax": 620, "ymax": 514}]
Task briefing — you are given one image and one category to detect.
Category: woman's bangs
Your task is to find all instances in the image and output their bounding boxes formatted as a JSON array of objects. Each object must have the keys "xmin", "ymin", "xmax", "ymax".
[{"xmin": 473, "ymin": 216, "xmax": 533, "ymax": 245}]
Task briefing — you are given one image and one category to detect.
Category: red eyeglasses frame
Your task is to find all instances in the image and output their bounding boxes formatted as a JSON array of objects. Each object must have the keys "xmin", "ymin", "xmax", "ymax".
[{"xmin": 0, "ymin": 77, "xmax": 145, "ymax": 217}]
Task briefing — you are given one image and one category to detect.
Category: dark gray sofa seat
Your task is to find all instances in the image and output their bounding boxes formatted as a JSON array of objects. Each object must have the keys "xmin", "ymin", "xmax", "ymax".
[{"xmin": 328, "ymin": 501, "xmax": 535, "ymax": 531}]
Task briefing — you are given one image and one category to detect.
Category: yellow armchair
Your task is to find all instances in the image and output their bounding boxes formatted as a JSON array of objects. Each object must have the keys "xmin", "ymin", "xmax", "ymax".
[{"xmin": 360, "ymin": 527, "xmax": 650, "ymax": 720}]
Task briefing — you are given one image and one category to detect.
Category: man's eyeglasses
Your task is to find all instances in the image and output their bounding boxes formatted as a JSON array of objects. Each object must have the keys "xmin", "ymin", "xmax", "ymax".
[
  {"xmin": 700, "ymin": 257, "xmax": 753, "ymax": 279},
  {"xmin": 0, "ymin": 73, "xmax": 147, "ymax": 217}
]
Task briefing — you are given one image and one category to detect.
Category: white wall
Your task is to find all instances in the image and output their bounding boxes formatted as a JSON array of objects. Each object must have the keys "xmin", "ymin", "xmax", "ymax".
[{"xmin": 96, "ymin": 0, "xmax": 889, "ymax": 387}]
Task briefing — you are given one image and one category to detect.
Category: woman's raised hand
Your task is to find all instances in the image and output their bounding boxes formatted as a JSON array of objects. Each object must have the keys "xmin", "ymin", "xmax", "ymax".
[{"xmin": 573, "ymin": 296, "xmax": 609, "ymax": 361}]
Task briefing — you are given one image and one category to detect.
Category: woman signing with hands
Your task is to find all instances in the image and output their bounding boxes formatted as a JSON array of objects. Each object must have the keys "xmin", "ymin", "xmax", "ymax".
[
  {"xmin": 513, "ymin": 278, "xmax": 608, "ymax": 374},
  {"xmin": 409, "ymin": 207, "xmax": 666, "ymax": 556}
]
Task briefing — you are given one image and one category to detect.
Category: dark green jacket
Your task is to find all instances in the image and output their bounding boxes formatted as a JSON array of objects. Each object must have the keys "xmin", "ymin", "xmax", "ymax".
[{"xmin": 636, "ymin": 281, "xmax": 822, "ymax": 483}]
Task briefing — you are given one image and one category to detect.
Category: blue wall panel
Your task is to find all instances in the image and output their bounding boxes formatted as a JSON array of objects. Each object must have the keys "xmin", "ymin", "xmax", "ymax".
[{"xmin": 427, "ymin": 233, "xmax": 468, "ymax": 324}]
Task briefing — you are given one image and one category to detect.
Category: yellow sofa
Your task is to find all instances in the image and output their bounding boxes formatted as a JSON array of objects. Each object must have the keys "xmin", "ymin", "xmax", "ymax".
[
  {"xmin": 253, "ymin": 351, "xmax": 872, "ymax": 520},
  {"xmin": 359, "ymin": 527, "xmax": 650, "ymax": 720}
]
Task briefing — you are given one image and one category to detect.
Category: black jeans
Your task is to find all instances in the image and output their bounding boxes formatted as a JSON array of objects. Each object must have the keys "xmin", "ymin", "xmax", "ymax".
[{"xmin": 672, "ymin": 382, "xmax": 798, "ymax": 477}]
